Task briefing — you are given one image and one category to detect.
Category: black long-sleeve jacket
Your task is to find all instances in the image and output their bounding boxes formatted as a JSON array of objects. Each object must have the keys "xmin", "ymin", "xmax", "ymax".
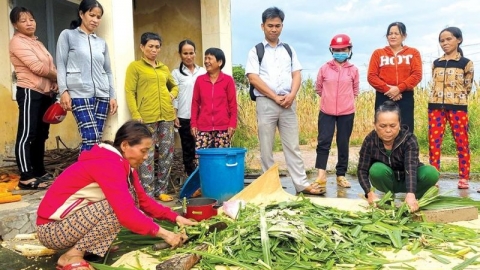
[{"xmin": 357, "ymin": 127, "xmax": 422, "ymax": 194}]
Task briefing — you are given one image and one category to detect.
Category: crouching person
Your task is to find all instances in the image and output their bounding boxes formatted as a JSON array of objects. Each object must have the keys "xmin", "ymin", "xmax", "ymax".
[
  {"xmin": 358, "ymin": 101, "xmax": 439, "ymax": 212},
  {"xmin": 36, "ymin": 120, "xmax": 196, "ymax": 270}
]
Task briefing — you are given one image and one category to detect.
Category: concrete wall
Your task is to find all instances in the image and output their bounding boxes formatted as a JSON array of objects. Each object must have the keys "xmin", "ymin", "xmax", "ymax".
[{"xmin": 132, "ymin": 0, "xmax": 204, "ymax": 69}]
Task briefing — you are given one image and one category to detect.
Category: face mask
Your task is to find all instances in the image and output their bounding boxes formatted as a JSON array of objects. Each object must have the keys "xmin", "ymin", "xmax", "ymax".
[{"xmin": 332, "ymin": 52, "xmax": 349, "ymax": 62}]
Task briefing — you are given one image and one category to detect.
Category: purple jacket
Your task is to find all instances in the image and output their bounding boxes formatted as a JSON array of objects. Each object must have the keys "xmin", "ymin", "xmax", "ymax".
[{"xmin": 315, "ymin": 60, "xmax": 359, "ymax": 115}]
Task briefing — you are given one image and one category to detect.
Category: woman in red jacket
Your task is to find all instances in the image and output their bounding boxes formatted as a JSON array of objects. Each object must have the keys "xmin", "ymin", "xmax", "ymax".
[
  {"xmin": 190, "ymin": 48, "xmax": 237, "ymax": 149},
  {"xmin": 367, "ymin": 22, "xmax": 422, "ymax": 133},
  {"xmin": 36, "ymin": 120, "xmax": 195, "ymax": 270}
]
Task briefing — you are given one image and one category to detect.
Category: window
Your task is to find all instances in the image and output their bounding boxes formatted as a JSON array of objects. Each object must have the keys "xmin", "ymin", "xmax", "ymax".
[
  {"xmin": 10, "ymin": 0, "xmax": 78, "ymax": 99},
  {"xmin": 13, "ymin": 0, "xmax": 79, "ymax": 59}
]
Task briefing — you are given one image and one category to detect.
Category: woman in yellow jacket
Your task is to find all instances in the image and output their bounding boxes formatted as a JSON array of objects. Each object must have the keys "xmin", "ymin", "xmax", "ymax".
[{"xmin": 125, "ymin": 32, "xmax": 178, "ymax": 200}]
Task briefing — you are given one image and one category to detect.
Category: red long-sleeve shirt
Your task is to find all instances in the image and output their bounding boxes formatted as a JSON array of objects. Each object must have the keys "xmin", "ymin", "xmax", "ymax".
[{"xmin": 191, "ymin": 72, "xmax": 237, "ymax": 131}]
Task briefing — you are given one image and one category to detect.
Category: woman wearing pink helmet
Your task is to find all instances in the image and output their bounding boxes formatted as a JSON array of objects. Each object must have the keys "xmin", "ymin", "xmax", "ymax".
[{"xmin": 313, "ymin": 34, "xmax": 359, "ymax": 194}]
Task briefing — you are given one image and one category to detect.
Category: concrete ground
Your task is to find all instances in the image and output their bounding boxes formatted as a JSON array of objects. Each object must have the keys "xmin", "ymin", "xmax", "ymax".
[{"xmin": 1, "ymin": 145, "xmax": 479, "ymax": 269}]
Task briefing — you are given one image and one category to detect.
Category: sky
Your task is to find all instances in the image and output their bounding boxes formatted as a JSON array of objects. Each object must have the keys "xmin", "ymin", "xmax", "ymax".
[{"xmin": 230, "ymin": 0, "xmax": 480, "ymax": 91}]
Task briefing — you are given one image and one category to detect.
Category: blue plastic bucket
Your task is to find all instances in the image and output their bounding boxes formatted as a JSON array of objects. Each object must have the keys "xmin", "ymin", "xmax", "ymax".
[{"xmin": 196, "ymin": 147, "xmax": 247, "ymax": 203}]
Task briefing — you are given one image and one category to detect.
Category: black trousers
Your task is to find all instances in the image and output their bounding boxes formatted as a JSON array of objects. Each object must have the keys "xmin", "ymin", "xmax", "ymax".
[
  {"xmin": 315, "ymin": 112, "xmax": 355, "ymax": 176},
  {"xmin": 375, "ymin": 91, "xmax": 414, "ymax": 132},
  {"xmin": 177, "ymin": 118, "xmax": 196, "ymax": 175},
  {"xmin": 15, "ymin": 87, "xmax": 53, "ymax": 180}
]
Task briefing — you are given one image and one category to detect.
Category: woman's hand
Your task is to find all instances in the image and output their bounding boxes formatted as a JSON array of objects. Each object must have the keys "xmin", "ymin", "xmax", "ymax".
[
  {"xmin": 405, "ymin": 193, "xmax": 419, "ymax": 212},
  {"xmin": 384, "ymin": 85, "xmax": 400, "ymax": 100},
  {"xmin": 367, "ymin": 191, "xmax": 379, "ymax": 206},
  {"xmin": 174, "ymin": 118, "xmax": 181, "ymax": 128},
  {"xmin": 228, "ymin": 127, "xmax": 235, "ymax": 137},
  {"xmin": 51, "ymin": 82, "xmax": 58, "ymax": 93},
  {"xmin": 176, "ymin": 216, "xmax": 198, "ymax": 227},
  {"xmin": 156, "ymin": 227, "xmax": 188, "ymax": 249},
  {"xmin": 169, "ymin": 93, "xmax": 175, "ymax": 101},
  {"xmin": 109, "ymin": 99, "xmax": 118, "ymax": 115},
  {"xmin": 191, "ymin": 127, "xmax": 198, "ymax": 137},
  {"xmin": 60, "ymin": 91, "xmax": 72, "ymax": 111},
  {"xmin": 391, "ymin": 93, "xmax": 402, "ymax": 101}
]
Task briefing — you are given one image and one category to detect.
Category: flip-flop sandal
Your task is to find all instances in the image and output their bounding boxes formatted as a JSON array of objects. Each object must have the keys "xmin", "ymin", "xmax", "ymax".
[
  {"xmin": 315, "ymin": 178, "xmax": 327, "ymax": 187},
  {"xmin": 336, "ymin": 176, "xmax": 351, "ymax": 188},
  {"xmin": 58, "ymin": 260, "xmax": 92, "ymax": 270},
  {"xmin": 158, "ymin": 194, "xmax": 174, "ymax": 202},
  {"xmin": 299, "ymin": 182, "xmax": 326, "ymax": 196},
  {"xmin": 458, "ymin": 179, "xmax": 469, "ymax": 189},
  {"xmin": 37, "ymin": 173, "xmax": 55, "ymax": 182},
  {"xmin": 18, "ymin": 178, "xmax": 50, "ymax": 190}
]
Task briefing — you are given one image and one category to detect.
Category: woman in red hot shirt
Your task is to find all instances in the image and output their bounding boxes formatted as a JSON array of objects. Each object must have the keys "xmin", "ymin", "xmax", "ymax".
[{"xmin": 367, "ymin": 22, "xmax": 422, "ymax": 133}]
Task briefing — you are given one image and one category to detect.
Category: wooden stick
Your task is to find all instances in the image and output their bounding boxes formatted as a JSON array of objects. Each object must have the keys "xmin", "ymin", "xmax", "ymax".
[{"xmin": 156, "ymin": 243, "xmax": 208, "ymax": 270}]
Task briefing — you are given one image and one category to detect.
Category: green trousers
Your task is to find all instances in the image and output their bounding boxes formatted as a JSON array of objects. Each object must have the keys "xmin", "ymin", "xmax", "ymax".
[{"xmin": 369, "ymin": 162, "xmax": 439, "ymax": 198}]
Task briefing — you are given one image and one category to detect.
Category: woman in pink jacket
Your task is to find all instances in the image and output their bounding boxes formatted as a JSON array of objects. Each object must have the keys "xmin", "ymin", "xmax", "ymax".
[
  {"xmin": 313, "ymin": 34, "xmax": 359, "ymax": 194},
  {"xmin": 9, "ymin": 6, "xmax": 58, "ymax": 189},
  {"xmin": 190, "ymin": 48, "xmax": 237, "ymax": 149},
  {"xmin": 36, "ymin": 120, "xmax": 195, "ymax": 270}
]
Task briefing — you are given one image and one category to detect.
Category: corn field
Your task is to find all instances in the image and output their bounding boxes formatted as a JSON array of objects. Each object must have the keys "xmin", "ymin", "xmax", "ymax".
[{"xmin": 232, "ymin": 79, "xmax": 480, "ymax": 172}]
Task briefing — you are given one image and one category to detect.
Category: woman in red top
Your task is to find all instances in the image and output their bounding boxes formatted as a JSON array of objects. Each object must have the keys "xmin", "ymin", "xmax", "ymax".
[
  {"xmin": 367, "ymin": 22, "xmax": 422, "ymax": 133},
  {"xmin": 190, "ymin": 48, "xmax": 237, "ymax": 149},
  {"xmin": 36, "ymin": 120, "xmax": 195, "ymax": 270}
]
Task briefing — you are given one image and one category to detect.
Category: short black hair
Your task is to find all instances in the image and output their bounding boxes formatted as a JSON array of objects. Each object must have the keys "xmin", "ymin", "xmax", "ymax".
[
  {"xmin": 10, "ymin": 6, "xmax": 35, "ymax": 24},
  {"xmin": 262, "ymin": 7, "xmax": 285, "ymax": 23},
  {"xmin": 205, "ymin": 47, "xmax": 226, "ymax": 70},
  {"xmin": 140, "ymin": 32, "xmax": 162, "ymax": 46}
]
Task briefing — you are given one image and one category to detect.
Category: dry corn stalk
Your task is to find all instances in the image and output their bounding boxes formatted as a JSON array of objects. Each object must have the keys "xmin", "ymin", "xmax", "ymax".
[
  {"xmin": 0, "ymin": 194, "xmax": 21, "ymax": 203},
  {"xmin": 15, "ymin": 244, "xmax": 56, "ymax": 257},
  {"xmin": 14, "ymin": 233, "xmax": 38, "ymax": 240}
]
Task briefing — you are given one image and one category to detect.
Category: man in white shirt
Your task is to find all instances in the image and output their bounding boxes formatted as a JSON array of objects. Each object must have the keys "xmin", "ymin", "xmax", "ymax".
[{"xmin": 245, "ymin": 7, "xmax": 324, "ymax": 195}]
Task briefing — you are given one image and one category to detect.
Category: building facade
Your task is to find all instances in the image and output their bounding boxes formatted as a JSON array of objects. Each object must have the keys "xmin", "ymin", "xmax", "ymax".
[{"xmin": 0, "ymin": 0, "xmax": 232, "ymax": 165}]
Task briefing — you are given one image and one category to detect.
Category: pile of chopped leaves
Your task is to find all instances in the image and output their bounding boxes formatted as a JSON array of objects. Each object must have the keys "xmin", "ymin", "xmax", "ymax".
[{"xmin": 93, "ymin": 187, "xmax": 480, "ymax": 269}]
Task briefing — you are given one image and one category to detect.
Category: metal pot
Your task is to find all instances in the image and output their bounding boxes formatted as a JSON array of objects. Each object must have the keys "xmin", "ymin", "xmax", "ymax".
[{"xmin": 184, "ymin": 198, "xmax": 219, "ymax": 221}]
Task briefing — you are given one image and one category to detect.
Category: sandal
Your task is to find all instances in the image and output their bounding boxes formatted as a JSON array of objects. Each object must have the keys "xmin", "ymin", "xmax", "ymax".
[
  {"xmin": 299, "ymin": 181, "xmax": 326, "ymax": 196},
  {"xmin": 315, "ymin": 178, "xmax": 327, "ymax": 187},
  {"xmin": 158, "ymin": 194, "xmax": 174, "ymax": 202},
  {"xmin": 458, "ymin": 179, "xmax": 469, "ymax": 189},
  {"xmin": 18, "ymin": 178, "xmax": 50, "ymax": 190},
  {"xmin": 57, "ymin": 260, "xmax": 92, "ymax": 270},
  {"xmin": 336, "ymin": 176, "xmax": 351, "ymax": 188},
  {"xmin": 37, "ymin": 173, "xmax": 55, "ymax": 182}
]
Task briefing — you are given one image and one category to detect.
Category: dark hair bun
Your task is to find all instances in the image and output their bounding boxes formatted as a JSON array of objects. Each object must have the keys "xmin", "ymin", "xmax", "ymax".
[{"xmin": 382, "ymin": 100, "xmax": 399, "ymax": 109}]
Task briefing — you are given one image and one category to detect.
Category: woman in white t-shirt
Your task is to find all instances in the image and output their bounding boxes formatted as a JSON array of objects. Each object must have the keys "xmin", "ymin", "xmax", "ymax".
[{"xmin": 171, "ymin": 40, "xmax": 206, "ymax": 176}]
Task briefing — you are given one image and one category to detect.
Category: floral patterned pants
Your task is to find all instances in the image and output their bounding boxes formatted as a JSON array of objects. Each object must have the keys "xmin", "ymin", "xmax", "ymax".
[
  {"xmin": 195, "ymin": 130, "xmax": 231, "ymax": 149},
  {"xmin": 139, "ymin": 121, "xmax": 174, "ymax": 197}
]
